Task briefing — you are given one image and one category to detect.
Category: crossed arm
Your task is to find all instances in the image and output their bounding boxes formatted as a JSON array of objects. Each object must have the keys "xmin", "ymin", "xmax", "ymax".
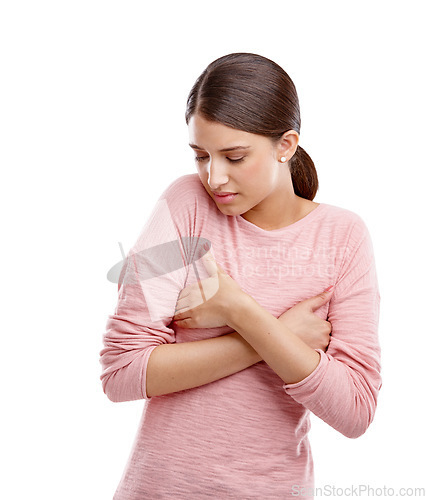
[
  {"xmin": 146, "ymin": 250, "xmax": 333, "ymax": 398},
  {"xmin": 102, "ymin": 208, "xmax": 381, "ymax": 438}
]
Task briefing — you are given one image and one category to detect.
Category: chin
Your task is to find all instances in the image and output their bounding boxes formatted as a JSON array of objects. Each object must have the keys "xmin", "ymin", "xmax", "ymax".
[{"xmin": 216, "ymin": 204, "xmax": 243, "ymax": 217}]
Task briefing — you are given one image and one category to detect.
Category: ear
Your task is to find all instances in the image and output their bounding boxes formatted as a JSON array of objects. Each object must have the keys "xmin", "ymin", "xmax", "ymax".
[{"xmin": 276, "ymin": 130, "xmax": 299, "ymax": 162}]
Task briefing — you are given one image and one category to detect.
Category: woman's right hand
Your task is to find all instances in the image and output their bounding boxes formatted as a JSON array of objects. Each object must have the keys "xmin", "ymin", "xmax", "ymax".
[{"xmin": 278, "ymin": 289, "xmax": 334, "ymax": 352}]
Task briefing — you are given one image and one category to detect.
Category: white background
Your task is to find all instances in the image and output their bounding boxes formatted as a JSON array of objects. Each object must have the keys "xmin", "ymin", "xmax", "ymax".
[{"xmin": 1, "ymin": 1, "xmax": 425, "ymax": 498}]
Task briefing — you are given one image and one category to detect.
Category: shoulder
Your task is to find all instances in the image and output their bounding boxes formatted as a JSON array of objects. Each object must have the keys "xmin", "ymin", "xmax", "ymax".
[
  {"xmin": 130, "ymin": 175, "xmax": 211, "ymax": 253},
  {"xmin": 160, "ymin": 173, "xmax": 209, "ymax": 203},
  {"xmin": 319, "ymin": 202, "xmax": 371, "ymax": 239},
  {"xmin": 319, "ymin": 203, "xmax": 376, "ymax": 272},
  {"xmin": 155, "ymin": 174, "xmax": 214, "ymax": 225}
]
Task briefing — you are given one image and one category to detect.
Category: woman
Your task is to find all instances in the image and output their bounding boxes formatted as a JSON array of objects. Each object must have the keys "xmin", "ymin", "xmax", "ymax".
[{"xmin": 100, "ymin": 53, "xmax": 381, "ymax": 499}]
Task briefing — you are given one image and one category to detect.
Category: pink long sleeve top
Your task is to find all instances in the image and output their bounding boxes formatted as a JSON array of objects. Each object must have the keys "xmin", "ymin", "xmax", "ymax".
[{"xmin": 99, "ymin": 174, "xmax": 382, "ymax": 499}]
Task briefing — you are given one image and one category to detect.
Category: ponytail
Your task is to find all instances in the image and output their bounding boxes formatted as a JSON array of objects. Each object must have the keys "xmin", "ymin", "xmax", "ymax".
[{"xmin": 289, "ymin": 146, "xmax": 318, "ymax": 201}]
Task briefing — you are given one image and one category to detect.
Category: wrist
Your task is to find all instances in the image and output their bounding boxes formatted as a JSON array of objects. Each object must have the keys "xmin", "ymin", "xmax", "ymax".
[{"xmin": 226, "ymin": 291, "xmax": 256, "ymax": 329}]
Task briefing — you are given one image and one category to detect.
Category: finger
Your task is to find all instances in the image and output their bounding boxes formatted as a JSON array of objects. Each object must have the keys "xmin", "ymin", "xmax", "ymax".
[
  {"xmin": 177, "ymin": 284, "xmax": 208, "ymax": 309},
  {"xmin": 173, "ymin": 318, "xmax": 193, "ymax": 329},
  {"xmin": 308, "ymin": 286, "xmax": 334, "ymax": 311},
  {"xmin": 174, "ymin": 305, "xmax": 191, "ymax": 315},
  {"xmin": 177, "ymin": 290, "xmax": 191, "ymax": 301},
  {"xmin": 202, "ymin": 251, "xmax": 229, "ymax": 278},
  {"xmin": 174, "ymin": 295, "xmax": 192, "ymax": 313},
  {"xmin": 174, "ymin": 298, "xmax": 193, "ymax": 313},
  {"xmin": 173, "ymin": 308, "xmax": 192, "ymax": 320},
  {"xmin": 177, "ymin": 282, "xmax": 198, "ymax": 300},
  {"xmin": 201, "ymin": 250, "xmax": 220, "ymax": 276},
  {"xmin": 178, "ymin": 281, "xmax": 200, "ymax": 302}
]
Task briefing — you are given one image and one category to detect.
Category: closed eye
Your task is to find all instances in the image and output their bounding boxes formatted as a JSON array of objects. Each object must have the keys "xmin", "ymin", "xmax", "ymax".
[{"xmin": 194, "ymin": 156, "xmax": 245, "ymax": 163}]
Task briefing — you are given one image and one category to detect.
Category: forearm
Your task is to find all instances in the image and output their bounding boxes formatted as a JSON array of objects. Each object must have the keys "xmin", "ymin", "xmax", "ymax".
[
  {"xmin": 227, "ymin": 294, "xmax": 320, "ymax": 385},
  {"xmin": 146, "ymin": 331, "xmax": 262, "ymax": 398}
]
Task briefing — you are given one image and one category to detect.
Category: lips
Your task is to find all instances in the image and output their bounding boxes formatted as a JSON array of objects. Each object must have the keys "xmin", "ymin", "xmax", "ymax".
[{"xmin": 212, "ymin": 192, "xmax": 238, "ymax": 204}]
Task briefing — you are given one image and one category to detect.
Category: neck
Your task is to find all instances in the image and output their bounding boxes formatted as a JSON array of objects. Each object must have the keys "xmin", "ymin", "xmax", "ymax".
[{"xmin": 241, "ymin": 185, "xmax": 303, "ymax": 231}]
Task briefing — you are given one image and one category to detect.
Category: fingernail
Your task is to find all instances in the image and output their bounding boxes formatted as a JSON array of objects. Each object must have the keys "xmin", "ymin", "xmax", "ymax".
[
  {"xmin": 203, "ymin": 242, "xmax": 210, "ymax": 251},
  {"xmin": 324, "ymin": 285, "xmax": 334, "ymax": 292}
]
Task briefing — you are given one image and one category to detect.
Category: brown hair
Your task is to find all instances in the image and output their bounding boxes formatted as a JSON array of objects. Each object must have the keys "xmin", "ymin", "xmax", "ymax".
[{"xmin": 185, "ymin": 53, "xmax": 318, "ymax": 200}]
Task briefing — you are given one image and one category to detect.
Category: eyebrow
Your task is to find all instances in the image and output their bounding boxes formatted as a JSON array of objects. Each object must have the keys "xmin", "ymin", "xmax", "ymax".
[{"xmin": 189, "ymin": 143, "xmax": 251, "ymax": 153}]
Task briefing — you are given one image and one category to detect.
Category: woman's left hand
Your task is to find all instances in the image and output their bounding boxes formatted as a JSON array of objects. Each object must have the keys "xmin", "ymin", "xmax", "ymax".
[{"xmin": 173, "ymin": 250, "xmax": 245, "ymax": 329}]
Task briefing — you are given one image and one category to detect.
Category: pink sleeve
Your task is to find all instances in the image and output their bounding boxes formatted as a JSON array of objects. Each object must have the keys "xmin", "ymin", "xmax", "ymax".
[
  {"xmin": 283, "ymin": 216, "xmax": 382, "ymax": 438},
  {"xmin": 99, "ymin": 178, "xmax": 197, "ymax": 402}
]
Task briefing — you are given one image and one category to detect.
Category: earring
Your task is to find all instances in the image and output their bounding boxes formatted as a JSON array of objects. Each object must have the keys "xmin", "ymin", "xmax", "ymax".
[{"xmin": 280, "ymin": 156, "xmax": 287, "ymax": 163}]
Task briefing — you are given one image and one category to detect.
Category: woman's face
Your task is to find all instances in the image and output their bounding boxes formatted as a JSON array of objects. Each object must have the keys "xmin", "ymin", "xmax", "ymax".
[{"xmin": 188, "ymin": 113, "xmax": 296, "ymax": 221}]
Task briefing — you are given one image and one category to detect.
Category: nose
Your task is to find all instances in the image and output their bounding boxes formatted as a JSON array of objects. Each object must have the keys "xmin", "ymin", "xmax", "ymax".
[{"xmin": 207, "ymin": 158, "xmax": 230, "ymax": 191}]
